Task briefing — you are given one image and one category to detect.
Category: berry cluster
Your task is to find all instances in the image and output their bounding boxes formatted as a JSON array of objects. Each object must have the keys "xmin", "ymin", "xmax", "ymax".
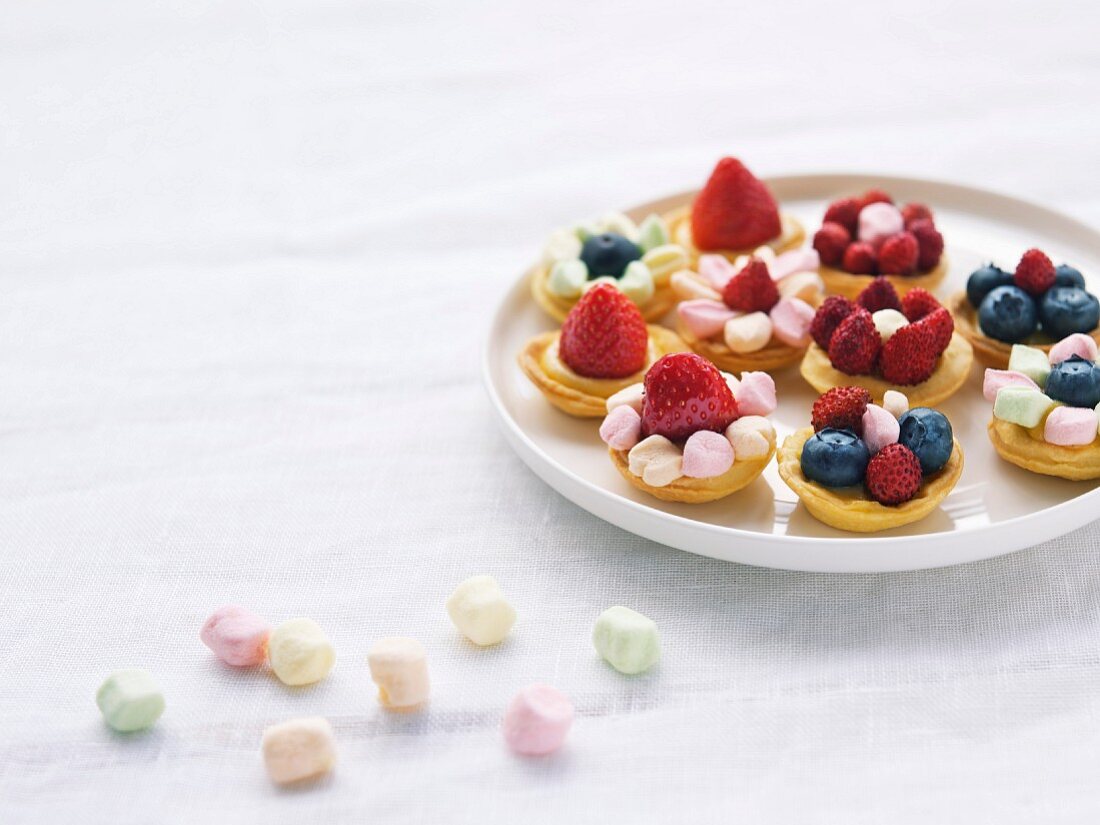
[{"xmin": 812, "ymin": 190, "xmax": 944, "ymax": 276}]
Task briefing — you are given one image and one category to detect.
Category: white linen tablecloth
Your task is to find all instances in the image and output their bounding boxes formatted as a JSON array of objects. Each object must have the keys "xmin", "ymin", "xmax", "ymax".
[{"xmin": 5, "ymin": 1, "xmax": 1100, "ymax": 821}]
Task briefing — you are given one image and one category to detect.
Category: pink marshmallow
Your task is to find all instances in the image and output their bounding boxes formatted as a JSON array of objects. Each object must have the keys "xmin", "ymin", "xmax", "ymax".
[
  {"xmin": 503, "ymin": 684, "xmax": 574, "ymax": 756},
  {"xmin": 1049, "ymin": 333, "xmax": 1098, "ymax": 365},
  {"xmin": 599, "ymin": 404, "xmax": 642, "ymax": 451},
  {"xmin": 733, "ymin": 371, "xmax": 777, "ymax": 416},
  {"xmin": 1044, "ymin": 405, "xmax": 1098, "ymax": 446},
  {"xmin": 676, "ymin": 299, "xmax": 739, "ymax": 340},
  {"xmin": 861, "ymin": 403, "xmax": 900, "ymax": 454},
  {"xmin": 200, "ymin": 605, "xmax": 271, "ymax": 667},
  {"xmin": 697, "ymin": 254, "xmax": 737, "ymax": 290},
  {"xmin": 681, "ymin": 430, "xmax": 734, "ymax": 478},
  {"xmin": 769, "ymin": 297, "xmax": 815, "ymax": 347},
  {"xmin": 770, "ymin": 248, "xmax": 820, "ymax": 281},
  {"xmin": 858, "ymin": 202, "xmax": 905, "ymax": 247},
  {"xmin": 982, "ymin": 369, "xmax": 1040, "ymax": 403}
]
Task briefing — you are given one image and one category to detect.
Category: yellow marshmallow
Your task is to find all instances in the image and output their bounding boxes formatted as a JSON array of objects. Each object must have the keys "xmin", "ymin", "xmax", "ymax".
[
  {"xmin": 446, "ymin": 575, "xmax": 517, "ymax": 646},
  {"xmin": 268, "ymin": 618, "xmax": 335, "ymax": 686}
]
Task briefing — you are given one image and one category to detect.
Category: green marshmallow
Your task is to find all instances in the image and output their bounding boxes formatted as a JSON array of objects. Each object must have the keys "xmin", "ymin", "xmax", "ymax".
[
  {"xmin": 573, "ymin": 221, "xmax": 600, "ymax": 242},
  {"xmin": 546, "ymin": 259, "xmax": 588, "ymax": 298},
  {"xmin": 994, "ymin": 385, "xmax": 1055, "ymax": 428},
  {"xmin": 617, "ymin": 261, "xmax": 655, "ymax": 305},
  {"xmin": 593, "ymin": 606, "xmax": 661, "ymax": 675},
  {"xmin": 1008, "ymin": 344, "xmax": 1051, "ymax": 388},
  {"xmin": 96, "ymin": 669, "xmax": 165, "ymax": 732},
  {"xmin": 637, "ymin": 214, "xmax": 670, "ymax": 253},
  {"xmin": 596, "ymin": 211, "xmax": 639, "ymax": 241},
  {"xmin": 641, "ymin": 244, "xmax": 688, "ymax": 287}
]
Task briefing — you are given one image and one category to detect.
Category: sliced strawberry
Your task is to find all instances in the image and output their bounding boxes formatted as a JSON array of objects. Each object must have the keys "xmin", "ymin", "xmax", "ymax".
[
  {"xmin": 640, "ymin": 353, "xmax": 739, "ymax": 440},
  {"xmin": 810, "ymin": 295, "xmax": 856, "ymax": 350},
  {"xmin": 559, "ymin": 283, "xmax": 648, "ymax": 379},
  {"xmin": 690, "ymin": 158, "xmax": 782, "ymax": 251},
  {"xmin": 879, "ymin": 320, "xmax": 938, "ymax": 385},
  {"xmin": 914, "ymin": 306, "xmax": 954, "ymax": 355},
  {"xmin": 900, "ymin": 287, "xmax": 942, "ymax": 322},
  {"xmin": 811, "ymin": 386, "xmax": 872, "ymax": 434},
  {"xmin": 722, "ymin": 257, "xmax": 779, "ymax": 312},
  {"xmin": 827, "ymin": 308, "xmax": 881, "ymax": 375},
  {"xmin": 857, "ymin": 276, "xmax": 902, "ymax": 313}
]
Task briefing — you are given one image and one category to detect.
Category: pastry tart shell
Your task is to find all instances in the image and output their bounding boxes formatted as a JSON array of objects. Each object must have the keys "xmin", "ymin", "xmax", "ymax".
[
  {"xmin": 675, "ymin": 315, "xmax": 808, "ymax": 373},
  {"xmin": 530, "ymin": 270, "xmax": 678, "ymax": 323},
  {"xmin": 816, "ymin": 256, "xmax": 949, "ymax": 300},
  {"xmin": 777, "ymin": 427, "xmax": 964, "ymax": 533},
  {"xmin": 987, "ymin": 417, "xmax": 1100, "ymax": 480},
  {"xmin": 664, "ymin": 205, "xmax": 805, "ymax": 266}
]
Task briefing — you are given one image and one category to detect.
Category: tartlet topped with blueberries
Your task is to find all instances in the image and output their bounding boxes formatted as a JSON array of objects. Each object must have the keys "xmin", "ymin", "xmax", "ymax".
[
  {"xmin": 950, "ymin": 248, "xmax": 1100, "ymax": 368},
  {"xmin": 777, "ymin": 387, "xmax": 964, "ymax": 533}
]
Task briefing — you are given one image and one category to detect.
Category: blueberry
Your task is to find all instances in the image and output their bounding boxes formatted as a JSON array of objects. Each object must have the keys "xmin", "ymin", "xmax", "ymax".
[
  {"xmin": 897, "ymin": 408, "xmax": 953, "ymax": 475},
  {"xmin": 800, "ymin": 428, "xmax": 869, "ymax": 488},
  {"xmin": 1038, "ymin": 286, "xmax": 1100, "ymax": 339},
  {"xmin": 1054, "ymin": 264, "xmax": 1086, "ymax": 289},
  {"xmin": 1046, "ymin": 355, "xmax": 1100, "ymax": 408},
  {"xmin": 579, "ymin": 233, "xmax": 642, "ymax": 280},
  {"xmin": 966, "ymin": 263, "xmax": 1014, "ymax": 307},
  {"xmin": 978, "ymin": 285, "xmax": 1038, "ymax": 343}
]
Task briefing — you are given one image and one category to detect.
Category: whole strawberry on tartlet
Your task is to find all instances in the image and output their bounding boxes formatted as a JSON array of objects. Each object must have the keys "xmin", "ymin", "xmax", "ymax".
[
  {"xmin": 519, "ymin": 283, "xmax": 689, "ymax": 417},
  {"xmin": 950, "ymin": 248, "xmax": 1100, "ymax": 368},
  {"xmin": 599, "ymin": 352, "xmax": 777, "ymax": 503},
  {"xmin": 664, "ymin": 157, "xmax": 805, "ymax": 265},
  {"xmin": 811, "ymin": 189, "xmax": 947, "ymax": 300},
  {"xmin": 777, "ymin": 386, "xmax": 964, "ymax": 532},
  {"xmin": 799, "ymin": 278, "xmax": 973, "ymax": 406}
]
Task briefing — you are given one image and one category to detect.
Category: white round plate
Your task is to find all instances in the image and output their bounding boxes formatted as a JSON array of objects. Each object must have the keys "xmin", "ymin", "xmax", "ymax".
[{"xmin": 484, "ymin": 174, "xmax": 1100, "ymax": 572}]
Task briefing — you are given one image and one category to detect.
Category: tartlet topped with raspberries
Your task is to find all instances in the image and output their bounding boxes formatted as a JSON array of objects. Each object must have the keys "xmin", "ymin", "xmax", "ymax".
[
  {"xmin": 811, "ymin": 189, "xmax": 948, "ymax": 300},
  {"xmin": 950, "ymin": 248, "xmax": 1100, "ymax": 369},
  {"xmin": 777, "ymin": 387, "xmax": 964, "ymax": 533},
  {"xmin": 518, "ymin": 283, "xmax": 688, "ymax": 418},
  {"xmin": 664, "ymin": 157, "xmax": 805, "ymax": 265},
  {"xmin": 599, "ymin": 352, "xmax": 777, "ymax": 503},
  {"xmin": 800, "ymin": 277, "xmax": 974, "ymax": 406}
]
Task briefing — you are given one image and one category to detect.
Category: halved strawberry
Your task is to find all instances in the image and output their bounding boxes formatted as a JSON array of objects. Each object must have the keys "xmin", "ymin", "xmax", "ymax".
[
  {"xmin": 691, "ymin": 158, "xmax": 782, "ymax": 251},
  {"xmin": 879, "ymin": 320, "xmax": 938, "ymax": 385},
  {"xmin": 722, "ymin": 257, "xmax": 779, "ymax": 312},
  {"xmin": 827, "ymin": 308, "xmax": 881, "ymax": 375},
  {"xmin": 899, "ymin": 287, "xmax": 941, "ymax": 322},
  {"xmin": 857, "ymin": 277, "xmax": 902, "ymax": 313},
  {"xmin": 559, "ymin": 283, "xmax": 648, "ymax": 379},
  {"xmin": 640, "ymin": 353, "xmax": 739, "ymax": 440},
  {"xmin": 914, "ymin": 306, "xmax": 954, "ymax": 355}
]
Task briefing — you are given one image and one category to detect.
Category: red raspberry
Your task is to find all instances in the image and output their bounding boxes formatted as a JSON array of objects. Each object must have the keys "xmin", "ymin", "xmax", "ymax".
[
  {"xmin": 722, "ymin": 257, "xmax": 779, "ymax": 312},
  {"xmin": 813, "ymin": 222, "xmax": 851, "ymax": 267},
  {"xmin": 859, "ymin": 188, "xmax": 894, "ymax": 209},
  {"xmin": 878, "ymin": 232, "xmax": 919, "ymax": 276},
  {"xmin": 1014, "ymin": 248, "xmax": 1056, "ymax": 296},
  {"xmin": 900, "ymin": 203, "xmax": 934, "ymax": 227},
  {"xmin": 809, "ymin": 295, "xmax": 856, "ymax": 350},
  {"xmin": 823, "ymin": 198, "xmax": 861, "ymax": 235},
  {"xmin": 559, "ymin": 283, "xmax": 649, "ymax": 378},
  {"xmin": 865, "ymin": 443, "xmax": 923, "ymax": 505},
  {"xmin": 857, "ymin": 276, "xmax": 902, "ymax": 314},
  {"xmin": 842, "ymin": 242, "xmax": 878, "ymax": 275},
  {"xmin": 827, "ymin": 308, "xmax": 881, "ymax": 375},
  {"xmin": 908, "ymin": 219, "xmax": 944, "ymax": 271},
  {"xmin": 914, "ymin": 306, "xmax": 954, "ymax": 355},
  {"xmin": 640, "ymin": 353, "xmax": 739, "ymax": 441},
  {"xmin": 879, "ymin": 320, "xmax": 938, "ymax": 385},
  {"xmin": 900, "ymin": 287, "xmax": 942, "ymax": 322},
  {"xmin": 691, "ymin": 158, "xmax": 782, "ymax": 251},
  {"xmin": 811, "ymin": 386, "xmax": 872, "ymax": 434}
]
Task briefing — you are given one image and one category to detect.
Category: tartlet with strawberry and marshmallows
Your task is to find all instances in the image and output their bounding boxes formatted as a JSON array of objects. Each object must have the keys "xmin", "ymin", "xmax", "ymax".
[
  {"xmin": 599, "ymin": 352, "xmax": 777, "ymax": 503},
  {"xmin": 800, "ymin": 277, "xmax": 973, "ymax": 406},
  {"xmin": 665, "ymin": 157, "xmax": 805, "ymax": 265},
  {"xmin": 519, "ymin": 283, "xmax": 688, "ymax": 417},
  {"xmin": 777, "ymin": 387, "xmax": 964, "ymax": 532},
  {"xmin": 670, "ymin": 245, "xmax": 823, "ymax": 372},
  {"xmin": 811, "ymin": 189, "xmax": 947, "ymax": 300}
]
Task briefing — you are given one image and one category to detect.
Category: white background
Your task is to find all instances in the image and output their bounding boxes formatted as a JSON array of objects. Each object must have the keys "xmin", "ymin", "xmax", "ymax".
[{"xmin": 4, "ymin": 0, "xmax": 1100, "ymax": 822}]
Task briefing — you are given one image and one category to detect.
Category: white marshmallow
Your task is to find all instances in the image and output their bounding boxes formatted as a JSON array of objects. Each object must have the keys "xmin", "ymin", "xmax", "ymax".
[
  {"xmin": 261, "ymin": 717, "xmax": 336, "ymax": 785},
  {"xmin": 367, "ymin": 637, "xmax": 430, "ymax": 709}
]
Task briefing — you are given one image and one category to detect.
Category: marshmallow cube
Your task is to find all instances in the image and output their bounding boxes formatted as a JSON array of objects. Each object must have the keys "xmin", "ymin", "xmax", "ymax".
[
  {"xmin": 268, "ymin": 618, "xmax": 335, "ymax": 686},
  {"xmin": 367, "ymin": 637, "xmax": 430, "ymax": 709},
  {"xmin": 502, "ymin": 684, "xmax": 574, "ymax": 756},
  {"xmin": 883, "ymin": 390, "xmax": 909, "ymax": 419},
  {"xmin": 1049, "ymin": 333, "xmax": 1099, "ymax": 365},
  {"xmin": 261, "ymin": 717, "xmax": 336, "ymax": 785},
  {"xmin": 994, "ymin": 386, "xmax": 1055, "ymax": 428},
  {"xmin": 446, "ymin": 575, "xmax": 517, "ymax": 646},
  {"xmin": 1044, "ymin": 406, "xmax": 1099, "ymax": 446},
  {"xmin": 592, "ymin": 606, "xmax": 661, "ymax": 675},
  {"xmin": 200, "ymin": 605, "xmax": 271, "ymax": 667},
  {"xmin": 96, "ymin": 669, "xmax": 165, "ymax": 732},
  {"xmin": 1008, "ymin": 345, "xmax": 1051, "ymax": 387}
]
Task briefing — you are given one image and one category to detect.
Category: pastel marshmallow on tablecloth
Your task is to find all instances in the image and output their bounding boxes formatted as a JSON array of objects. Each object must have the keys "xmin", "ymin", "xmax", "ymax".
[
  {"xmin": 1043, "ymin": 405, "xmax": 1099, "ymax": 446},
  {"xmin": 858, "ymin": 202, "xmax": 905, "ymax": 246},
  {"xmin": 861, "ymin": 404, "xmax": 900, "ymax": 454},
  {"xmin": 268, "ymin": 618, "xmax": 335, "ymax": 686},
  {"xmin": 1049, "ymin": 333, "xmax": 1099, "ymax": 365},
  {"xmin": 770, "ymin": 248, "xmax": 820, "ymax": 281},
  {"xmin": 627, "ymin": 435, "xmax": 683, "ymax": 487},
  {"xmin": 605, "ymin": 382, "xmax": 644, "ymax": 414},
  {"xmin": 599, "ymin": 404, "xmax": 642, "ymax": 451},
  {"xmin": 776, "ymin": 271, "xmax": 825, "ymax": 304},
  {"xmin": 681, "ymin": 430, "xmax": 734, "ymax": 478},
  {"xmin": 367, "ymin": 637, "xmax": 430, "ymax": 709},
  {"xmin": 200, "ymin": 605, "xmax": 271, "ymax": 667},
  {"xmin": 447, "ymin": 575, "xmax": 517, "ymax": 646},
  {"xmin": 724, "ymin": 312, "xmax": 772, "ymax": 353},
  {"xmin": 733, "ymin": 371, "xmax": 777, "ymax": 417},
  {"xmin": 96, "ymin": 669, "xmax": 165, "ymax": 733},
  {"xmin": 769, "ymin": 297, "xmax": 815, "ymax": 347},
  {"xmin": 698, "ymin": 254, "xmax": 737, "ymax": 290},
  {"xmin": 1008, "ymin": 345, "xmax": 1051, "ymax": 387},
  {"xmin": 982, "ymin": 369, "xmax": 1041, "ymax": 403},
  {"xmin": 670, "ymin": 270, "xmax": 721, "ymax": 302},
  {"xmin": 883, "ymin": 390, "xmax": 909, "ymax": 419},
  {"xmin": 502, "ymin": 684, "xmax": 574, "ymax": 756},
  {"xmin": 592, "ymin": 606, "xmax": 661, "ymax": 675},
  {"xmin": 993, "ymin": 386, "xmax": 1055, "ymax": 428},
  {"xmin": 872, "ymin": 309, "xmax": 909, "ymax": 342},
  {"xmin": 677, "ymin": 299, "xmax": 739, "ymax": 339},
  {"xmin": 261, "ymin": 717, "xmax": 337, "ymax": 785},
  {"xmin": 725, "ymin": 416, "xmax": 774, "ymax": 459}
]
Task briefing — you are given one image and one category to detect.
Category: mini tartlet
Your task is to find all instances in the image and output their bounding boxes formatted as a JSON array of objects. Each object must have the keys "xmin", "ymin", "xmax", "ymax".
[
  {"xmin": 800, "ymin": 278, "xmax": 973, "ymax": 406},
  {"xmin": 983, "ymin": 335, "xmax": 1100, "ymax": 480},
  {"xmin": 531, "ymin": 211, "xmax": 688, "ymax": 322},
  {"xmin": 951, "ymin": 249, "xmax": 1100, "ymax": 369},
  {"xmin": 598, "ymin": 352, "xmax": 777, "ymax": 503},
  {"xmin": 810, "ymin": 189, "xmax": 947, "ymax": 299},
  {"xmin": 670, "ymin": 245, "xmax": 823, "ymax": 372},
  {"xmin": 519, "ymin": 283, "xmax": 688, "ymax": 417},
  {"xmin": 664, "ymin": 157, "xmax": 805, "ymax": 265},
  {"xmin": 777, "ymin": 387, "xmax": 963, "ymax": 532}
]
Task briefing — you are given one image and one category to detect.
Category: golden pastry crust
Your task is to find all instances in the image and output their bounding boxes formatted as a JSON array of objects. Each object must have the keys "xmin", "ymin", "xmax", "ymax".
[
  {"xmin": 517, "ymin": 326, "xmax": 688, "ymax": 418},
  {"xmin": 987, "ymin": 417, "xmax": 1100, "ymax": 480},
  {"xmin": 816, "ymin": 256, "xmax": 949, "ymax": 300},
  {"xmin": 949, "ymin": 290, "xmax": 1100, "ymax": 369},
  {"xmin": 608, "ymin": 435, "xmax": 775, "ymax": 504},
  {"xmin": 664, "ymin": 205, "xmax": 805, "ymax": 266},
  {"xmin": 530, "ymin": 269, "xmax": 678, "ymax": 323},
  {"xmin": 799, "ymin": 332, "xmax": 974, "ymax": 406},
  {"xmin": 777, "ymin": 427, "xmax": 964, "ymax": 533},
  {"xmin": 675, "ymin": 315, "xmax": 807, "ymax": 372}
]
